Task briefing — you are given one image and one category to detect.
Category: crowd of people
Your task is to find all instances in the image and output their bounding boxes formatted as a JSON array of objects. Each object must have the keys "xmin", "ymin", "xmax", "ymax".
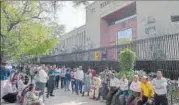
[{"xmin": 1, "ymin": 62, "xmax": 179, "ymax": 105}]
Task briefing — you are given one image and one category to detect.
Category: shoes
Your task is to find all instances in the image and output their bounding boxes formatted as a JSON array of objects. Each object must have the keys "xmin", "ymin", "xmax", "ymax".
[
  {"xmin": 50, "ymin": 94, "xmax": 55, "ymax": 96},
  {"xmin": 46, "ymin": 94, "xmax": 49, "ymax": 98}
]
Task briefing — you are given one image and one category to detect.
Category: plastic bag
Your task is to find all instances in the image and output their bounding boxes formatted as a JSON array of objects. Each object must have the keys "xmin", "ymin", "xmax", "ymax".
[
  {"xmin": 3, "ymin": 81, "xmax": 13, "ymax": 95},
  {"xmin": 39, "ymin": 96, "xmax": 45, "ymax": 105},
  {"xmin": 89, "ymin": 88, "xmax": 95, "ymax": 99}
]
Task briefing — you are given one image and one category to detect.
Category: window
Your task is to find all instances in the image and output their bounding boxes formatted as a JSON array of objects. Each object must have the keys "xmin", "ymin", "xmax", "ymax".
[{"xmin": 116, "ymin": 28, "xmax": 132, "ymax": 45}]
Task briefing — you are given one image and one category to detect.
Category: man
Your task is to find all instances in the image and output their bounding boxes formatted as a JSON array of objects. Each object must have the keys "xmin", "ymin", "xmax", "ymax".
[
  {"xmin": 47, "ymin": 66, "xmax": 56, "ymax": 98},
  {"xmin": 55, "ymin": 66, "xmax": 61, "ymax": 89},
  {"xmin": 113, "ymin": 74, "xmax": 129, "ymax": 105},
  {"xmin": 106, "ymin": 73, "xmax": 119, "ymax": 105},
  {"xmin": 1, "ymin": 62, "xmax": 11, "ymax": 98},
  {"xmin": 35, "ymin": 65, "xmax": 49, "ymax": 101},
  {"xmin": 75, "ymin": 66, "xmax": 84, "ymax": 95},
  {"xmin": 100, "ymin": 67, "xmax": 110, "ymax": 100},
  {"xmin": 60, "ymin": 66, "xmax": 66, "ymax": 89},
  {"xmin": 152, "ymin": 71, "xmax": 168, "ymax": 105},
  {"xmin": 138, "ymin": 76, "xmax": 154, "ymax": 105}
]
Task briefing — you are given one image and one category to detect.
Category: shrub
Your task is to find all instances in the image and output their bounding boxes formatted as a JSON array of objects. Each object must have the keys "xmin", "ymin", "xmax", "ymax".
[{"xmin": 119, "ymin": 48, "xmax": 136, "ymax": 71}]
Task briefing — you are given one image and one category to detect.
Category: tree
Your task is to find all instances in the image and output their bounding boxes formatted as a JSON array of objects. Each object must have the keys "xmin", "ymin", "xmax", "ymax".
[
  {"xmin": 0, "ymin": 1, "xmax": 59, "ymax": 61},
  {"xmin": 118, "ymin": 48, "xmax": 136, "ymax": 79},
  {"xmin": 0, "ymin": 1, "xmax": 90, "ymax": 62}
]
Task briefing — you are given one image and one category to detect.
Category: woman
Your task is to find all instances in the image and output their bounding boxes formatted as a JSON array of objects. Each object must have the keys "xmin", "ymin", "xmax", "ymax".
[
  {"xmin": 17, "ymin": 75, "xmax": 31, "ymax": 97},
  {"xmin": 93, "ymin": 75, "xmax": 101, "ymax": 100},
  {"xmin": 10, "ymin": 72, "xmax": 19, "ymax": 92},
  {"xmin": 23, "ymin": 85, "xmax": 40, "ymax": 105},
  {"xmin": 126, "ymin": 75, "xmax": 141, "ymax": 105},
  {"xmin": 82, "ymin": 72, "xmax": 91, "ymax": 96},
  {"xmin": 65, "ymin": 69, "xmax": 71, "ymax": 91}
]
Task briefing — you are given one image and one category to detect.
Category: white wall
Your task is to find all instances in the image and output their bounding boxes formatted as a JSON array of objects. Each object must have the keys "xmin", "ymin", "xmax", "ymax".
[
  {"xmin": 86, "ymin": 2, "xmax": 101, "ymax": 49},
  {"xmin": 136, "ymin": 1, "xmax": 179, "ymax": 39},
  {"xmin": 53, "ymin": 25, "xmax": 86, "ymax": 54}
]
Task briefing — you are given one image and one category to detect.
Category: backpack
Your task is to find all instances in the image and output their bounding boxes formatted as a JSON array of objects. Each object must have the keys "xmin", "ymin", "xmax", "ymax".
[{"xmin": 2, "ymin": 92, "xmax": 18, "ymax": 103}]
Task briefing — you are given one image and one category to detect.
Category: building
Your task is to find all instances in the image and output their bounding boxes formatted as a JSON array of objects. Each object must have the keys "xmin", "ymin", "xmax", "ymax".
[
  {"xmin": 49, "ymin": 25, "xmax": 92, "ymax": 55},
  {"xmin": 49, "ymin": 1, "xmax": 179, "ymax": 56},
  {"xmin": 87, "ymin": 1, "xmax": 179, "ymax": 48}
]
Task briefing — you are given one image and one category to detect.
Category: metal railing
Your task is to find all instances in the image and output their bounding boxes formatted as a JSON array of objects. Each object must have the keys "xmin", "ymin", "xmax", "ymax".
[{"xmin": 40, "ymin": 33, "xmax": 179, "ymax": 62}]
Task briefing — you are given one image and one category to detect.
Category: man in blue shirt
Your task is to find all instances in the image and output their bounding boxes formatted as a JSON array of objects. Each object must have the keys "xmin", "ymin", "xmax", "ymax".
[{"xmin": 1, "ymin": 62, "xmax": 11, "ymax": 98}]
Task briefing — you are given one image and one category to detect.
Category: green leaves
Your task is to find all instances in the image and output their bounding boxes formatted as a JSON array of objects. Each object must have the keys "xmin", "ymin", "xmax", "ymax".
[
  {"xmin": 119, "ymin": 48, "xmax": 136, "ymax": 71},
  {"xmin": 1, "ymin": 1, "xmax": 58, "ymax": 61}
]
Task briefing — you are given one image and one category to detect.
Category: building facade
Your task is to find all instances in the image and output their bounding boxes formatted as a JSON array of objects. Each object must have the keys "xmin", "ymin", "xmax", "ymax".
[{"xmin": 49, "ymin": 1, "xmax": 179, "ymax": 58}]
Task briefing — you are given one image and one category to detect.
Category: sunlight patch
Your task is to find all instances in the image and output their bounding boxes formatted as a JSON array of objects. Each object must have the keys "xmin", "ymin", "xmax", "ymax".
[{"xmin": 53, "ymin": 101, "xmax": 88, "ymax": 105}]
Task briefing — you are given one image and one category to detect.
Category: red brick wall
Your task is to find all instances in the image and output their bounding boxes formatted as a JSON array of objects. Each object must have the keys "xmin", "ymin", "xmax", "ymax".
[{"xmin": 100, "ymin": 17, "xmax": 137, "ymax": 61}]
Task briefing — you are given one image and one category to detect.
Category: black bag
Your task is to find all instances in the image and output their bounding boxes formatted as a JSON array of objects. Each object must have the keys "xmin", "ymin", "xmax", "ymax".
[{"xmin": 2, "ymin": 92, "xmax": 18, "ymax": 103}]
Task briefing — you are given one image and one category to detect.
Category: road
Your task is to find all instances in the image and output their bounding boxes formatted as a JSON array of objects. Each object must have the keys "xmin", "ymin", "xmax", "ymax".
[{"xmin": 1, "ymin": 88, "xmax": 104, "ymax": 105}]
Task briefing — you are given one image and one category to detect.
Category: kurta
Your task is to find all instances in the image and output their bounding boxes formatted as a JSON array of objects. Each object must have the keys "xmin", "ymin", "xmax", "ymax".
[{"xmin": 83, "ymin": 74, "xmax": 91, "ymax": 92}]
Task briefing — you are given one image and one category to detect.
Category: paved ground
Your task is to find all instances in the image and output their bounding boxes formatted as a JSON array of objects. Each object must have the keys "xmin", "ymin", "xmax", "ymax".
[{"xmin": 1, "ymin": 88, "xmax": 104, "ymax": 105}]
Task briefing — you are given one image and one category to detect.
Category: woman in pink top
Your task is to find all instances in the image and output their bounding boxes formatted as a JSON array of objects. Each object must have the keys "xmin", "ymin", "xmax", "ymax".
[{"xmin": 127, "ymin": 75, "xmax": 141, "ymax": 105}]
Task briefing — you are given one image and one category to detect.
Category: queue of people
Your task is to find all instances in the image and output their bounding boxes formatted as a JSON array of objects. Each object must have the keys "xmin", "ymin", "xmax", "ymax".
[
  {"xmin": 0, "ymin": 62, "xmax": 177, "ymax": 105},
  {"xmin": 56, "ymin": 65, "xmax": 170, "ymax": 105}
]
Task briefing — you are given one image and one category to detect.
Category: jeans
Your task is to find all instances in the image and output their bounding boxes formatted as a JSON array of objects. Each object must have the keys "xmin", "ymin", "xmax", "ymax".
[
  {"xmin": 55, "ymin": 75, "xmax": 60, "ymax": 88},
  {"xmin": 61, "ymin": 77, "xmax": 65, "ymax": 88},
  {"xmin": 71, "ymin": 81, "xmax": 76, "ymax": 93},
  {"xmin": 75, "ymin": 79, "xmax": 82, "ymax": 94},
  {"xmin": 65, "ymin": 79, "xmax": 70, "ymax": 90},
  {"xmin": 126, "ymin": 91, "xmax": 140, "ymax": 105},
  {"xmin": 35, "ymin": 82, "xmax": 46, "ymax": 101},
  {"xmin": 114, "ymin": 90, "xmax": 128, "ymax": 105},
  {"xmin": 101, "ymin": 83, "xmax": 109, "ymax": 100},
  {"xmin": 47, "ymin": 80, "xmax": 55, "ymax": 96}
]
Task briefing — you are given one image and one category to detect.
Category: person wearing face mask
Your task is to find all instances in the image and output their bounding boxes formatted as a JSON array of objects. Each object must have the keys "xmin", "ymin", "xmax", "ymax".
[{"xmin": 152, "ymin": 71, "xmax": 168, "ymax": 105}]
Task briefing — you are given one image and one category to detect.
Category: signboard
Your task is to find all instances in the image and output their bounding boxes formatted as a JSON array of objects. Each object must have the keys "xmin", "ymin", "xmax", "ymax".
[
  {"xmin": 116, "ymin": 28, "xmax": 132, "ymax": 45},
  {"xmin": 94, "ymin": 51, "xmax": 100, "ymax": 61}
]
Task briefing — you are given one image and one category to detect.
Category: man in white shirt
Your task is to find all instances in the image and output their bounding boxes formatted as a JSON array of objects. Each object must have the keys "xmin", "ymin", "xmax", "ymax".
[
  {"xmin": 152, "ymin": 71, "xmax": 168, "ymax": 105},
  {"xmin": 75, "ymin": 66, "xmax": 84, "ymax": 95},
  {"xmin": 113, "ymin": 74, "xmax": 129, "ymax": 105},
  {"xmin": 35, "ymin": 65, "xmax": 48, "ymax": 101},
  {"xmin": 106, "ymin": 73, "xmax": 119, "ymax": 105}
]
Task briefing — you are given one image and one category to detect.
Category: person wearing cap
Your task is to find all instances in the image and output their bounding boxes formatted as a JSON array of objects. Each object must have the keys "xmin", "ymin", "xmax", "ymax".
[
  {"xmin": 152, "ymin": 71, "xmax": 168, "ymax": 105},
  {"xmin": 1, "ymin": 62, "xmax": 11, "ymax": 98},
  {"xmin": 137, "ymin": 76, "xmax": 154, "ymax": 105}
]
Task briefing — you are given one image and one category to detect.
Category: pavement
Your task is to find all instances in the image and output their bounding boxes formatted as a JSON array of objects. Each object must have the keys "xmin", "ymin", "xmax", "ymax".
[{"xmin": 1, "ymin": 88, "xmax": 104, "ymax": 105}]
